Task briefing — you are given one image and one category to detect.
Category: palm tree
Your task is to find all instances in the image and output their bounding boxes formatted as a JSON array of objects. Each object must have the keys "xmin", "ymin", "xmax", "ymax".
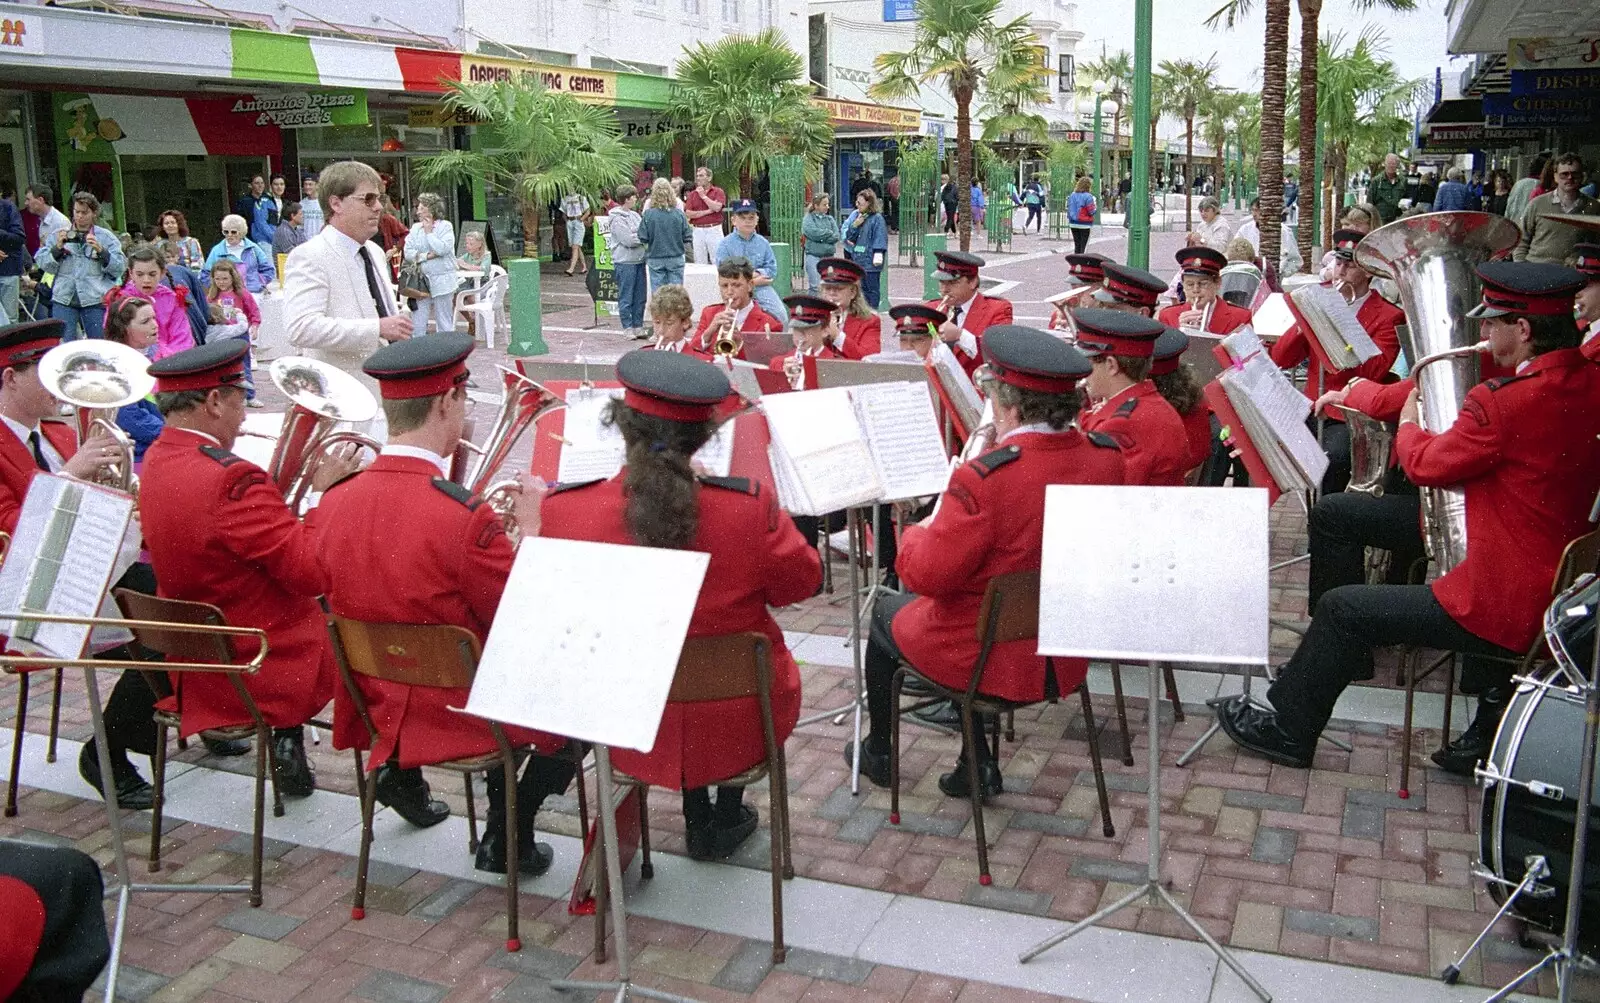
[
  {"xmin": 871, "ymin": 0, "xmax": 1042, "ymax": 251},
  {"xmin": 1207, "ymin": 0, "xmax": 1291, "ymax": 265},
  {"xmin": 1200, "ymin": 89, "xmax": 1247, "ymax": 207},
  {"xmin": 1157, "ymin": 57, "xmax": 1221, "ymax": 229},
  {"xmin": 1082, "ymin": 49, "xmax": 1133, "ymax": 192},
  {"xmin": 979, "ymin": 75, "xmax": 1053, "ymax": 148},
  {"xmin": 415, "ymin": 79, "xmax": 640, "ymax": 251},
  {"xmin": 661, "ymin": 29, "xmax": 834, "ymax": 196}
]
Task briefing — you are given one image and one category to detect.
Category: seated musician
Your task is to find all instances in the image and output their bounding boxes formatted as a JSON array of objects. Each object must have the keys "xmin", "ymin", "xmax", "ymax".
[
  {"xmin": 815, "ymin": 257, "xmax": 884, "ymax": 360},
  {"xmin": 1268, "ymin": 229, "xmax": 1403, "ymax": 494},
  {"xmin": 541, "ymin": 351, "xmax": 821, "ymax": 860},
  {"xmin": 850, "ymin": 325, "xmax": 1125, "ymax": 797},
  {"xmin": 1156, "ymin": 247, "xmax": 1254, "ymax": 335},
  {"xmin": 1091, "ymin": 262, "xmax": 1167, "ymax": 318},
  {"xmin": 1577, "ymin": 242, "xmax": 1598, "ymax": 353},
  {"xmin": 141, "ymin": 341, "xmax": 356, "ymax": 800},
  {"xmin": 0, "ymin": 839, "xmax": 110, "ymax": 1000},
  {"xmin": 646, "ymin": 285, "xmax": 697, "ymax": 353},
  {"xmin": 1217, "ymin": 262, "xmax": 1600, "ymax": 769},
  {"xmin": 884, "ymin": 303, "xmax": 944, "ymax": 361},
  {"xmin": 926, "ymin": 250, "xmax": 1014, "ymax": 377},
  {"xmin": 309, "ymin": 335, "xmax": 576, "ymax": 874},
  {"xmin": 1150, "ymin": 327, "xmax": 1211, "ymax": 475},
  {"xmin": 1075, "ymin": 310, "xmax": 1191, "ymax": 486},
  {"xmin": 690, "ymin": 256, "xmax": 779, "ymax": 361},
  {"xmin": 770, "ymin": 294, "xmax": 846, "ymax": 389},
  {"xmin": 1047, "ymin": 252, "xmax": 1111, "ymax": 332}
]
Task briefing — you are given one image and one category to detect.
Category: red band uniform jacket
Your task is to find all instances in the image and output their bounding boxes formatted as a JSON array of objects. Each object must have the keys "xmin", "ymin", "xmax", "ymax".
[
  {"xmin": 1155, "ymin": 299, "xmax": 1254, "ymax": 335},
  {"xmin": 892, "ymin": 429, "xmax": 1126, "ymax": 702},
  {"xmin": 922, "ymin": 292, "xmax": 1014, "ymax": 377},
  {"xmin": 1342, "ymin": 352, "xmax": 1516, "ymax": 423},
  {"xmin": 838, "ymin": 313, "xmax": 884, "ymax": 360},
  {"xmin": 139, "ymin": 427, "xmax": 334, "ymax": 736},
  {"xmin": 541, "ymin": 474, "xmax": 821, "ymax": 789},
  {"xmin": 1269, "ymin": 290, "xmax": 1404, "ymax": 415},
  {"xmin": 1395, "ymin": 348, "xmax": 1600, "ymax": 653},
  {"xmin": 0, "ymin": 420, "xmax": 76, "ymax": 535},
  {"xmin": 307, "ymin": 455, "xmax": 564, "ymax": 768},
  {"xmin": 1079, "ymin": 383, "xmax": 1191, "ymax": 485},
  {"xmin": 689, "ymin": 303, "xmax": 781, "ymax": 361}
]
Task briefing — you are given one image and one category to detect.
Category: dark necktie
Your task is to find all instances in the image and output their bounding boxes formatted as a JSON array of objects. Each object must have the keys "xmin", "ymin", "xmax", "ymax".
[
  {"xmin": 950, "ymin": 304, "xmax": 964, "ymax": 329},
  {"xmin": 27, "ymin": 430, "xmax": 50, "ymax": 472},
  {"xmin": 357, "ymin": 246, "xmax": 391, "ymax": 318}
]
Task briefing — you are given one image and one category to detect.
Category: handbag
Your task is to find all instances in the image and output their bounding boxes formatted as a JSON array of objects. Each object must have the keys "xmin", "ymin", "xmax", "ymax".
[{"xmin": 397, "ymin": 259, "xmax": 430, "ymax": 301}]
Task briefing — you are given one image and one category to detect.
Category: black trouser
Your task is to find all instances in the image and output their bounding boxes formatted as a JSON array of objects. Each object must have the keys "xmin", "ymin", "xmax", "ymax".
[
  {"xmin": 1315, "ymin": 417, "xmax": 1352, "ymax": 496},
  {"xmin": 793, "ymin": 507, "xmax": 900, "ymax": 583},
  {"xmin": 1267, "ymin": 584, "xmax": 1517, "ymax": 743},
  {"xmin": 1199, "ymin": 414, "xmax": 1248, "ymax": 487},
  {"xmin": 682, "ymin": 786, "xmax": 746, "ymax": 828},
  {"xmin": 1071, "ymin": 227, "xmax": 1091, "ymax": 253},
  {"xmin": 1307, "ymin": 489, "xmax": 1424, "ymax": 609},
  {"xmin": 483, "ymin": 751, "xmax": 578, "ymax": 840},
  {"xmin": 863, "ymin": 592, "xmax": 995, "ymax": 764},
  {"xmin": 91, "ymin": 562, "xmax": 162, "ymax": 763},
  {"xmin": 943, "ymin": 206, "xmax": 958, "ymax": 233},
  {"xmin": 0, "ymin": 839, "xmax": 110, "ymax": 1001},
  {"xmin": 1028, "ymin": 205, "xmax": 1044, "ymax": 232}
]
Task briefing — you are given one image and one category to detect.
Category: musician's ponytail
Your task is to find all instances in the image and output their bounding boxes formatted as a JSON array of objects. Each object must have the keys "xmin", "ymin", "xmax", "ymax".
[
  {"xmin": 604, "ymin": 398, "xmax": 716, "ymax": 549},
  {"xmin": 1153, "ymin": 362, "xmax": 1204, "ymax": 416}
]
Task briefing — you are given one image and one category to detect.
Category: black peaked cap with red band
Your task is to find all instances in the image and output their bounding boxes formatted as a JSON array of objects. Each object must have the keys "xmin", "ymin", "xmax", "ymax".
[
  {"xmin": 784, "ymin": 294, "xmax": 834, "ymax": 328},
  {"xmin": 363, "ymin": 332, "xmax": 475, "ymax": 400},
  {"xmin": 889, "ymin": 303, "xmax": 946, "ymax": 336},
  {"xmin": 816, "ymin": 257, "xmax": 864, "ymax": 286},
  {"xmin": 1175, "ymin": 246, "xmax": 1226, "ymax": 278},
  {"xmin": 1151, "ymin": 327, "xmax": 1189, "ymax": 376},
  {"xmin": 981, "ymin": 325, "xmax": 1091, "ymax": 394},
  {"xmin": 1065, "ymin": 252, "xmax": 1110, "ymax": 285},
  {"xmin": 149, "ymin": 338, "xmax": 250, "ymax": 394},
  {"xmin": 1071, "ymin": 308, "xmax": 1164, "ymax": 358},
  {"xmin": 1330, "ymin": 228, "xmax": 1365, "ymax": 260},
  {"xmin": 1094, "ymin": 263, "xmax": 1166, "ymax": 309},
  {"xmin": 1576, "ymin": 242, "xmax": 1600, "ymax": 280},
  {"xmin": 616, "ymin": 348, "xmax": 731, "ymax": 423},
  {"xmin": 932, "ymin": 250, "xmax": 985, "ymax": 281},
  {"xmin": 1466, "ymin": 261, "xmax": 1586, "ymax": 319},
  {"xmin": 0, "ymin": 319, "xmax": 64, "ymax": 369}
]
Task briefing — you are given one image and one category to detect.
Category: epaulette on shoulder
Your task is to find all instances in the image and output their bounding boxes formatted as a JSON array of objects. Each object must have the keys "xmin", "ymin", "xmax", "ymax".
[
  {"xmin": 430, "ymin": 477, "xmax": 482, "ymax": 509},
  {"xmin": 1485, "ymin": 373, "xmax": 1534, "ymax": 391},
  {"xmin": 1086, "ymin": 431, "xmax": 1122, "ymax": 450},
  {"xmin": 697, "ymin": 475, "xmax": 759, "ymax": 496},
  {"xmin": 547, "ymin": 478, "xmax": 604, "ymax": 496},
  {"xmin": 199, "ymin": 444, "xmax": 246, "ymax": 467},
  {"xmin": 1114, "ymin": 397, "xmax": 1139, "ymax": 417},
  {"xmin": 970, "ymin": 444, "xmax": 1021, "ymax": 477}
]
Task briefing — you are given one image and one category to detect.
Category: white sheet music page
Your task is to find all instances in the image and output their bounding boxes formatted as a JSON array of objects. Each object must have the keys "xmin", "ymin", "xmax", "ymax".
[
  {"xmin": 693, "ymin": 420, "xmax": 735, "ymax": 478},
  {"xmin": 1038, "ymin": 485, "xmax": 1269, "ymax": 665},
  {"xmin": 557, "ymin": 387, "xmax": 627, "ymax": 482},
  {"xmin": 928, "ymin": 342, "xmax": 984, "ymax": 428},
  {"xmin": 760, "ymin": 388, "xmax": 882, "ymax": 515},
  {"xmin": 466, "ymin": 538, "xmax": 709, "ymax": 751},
  {"xmin": 1292, "ymin": 284, "xmax": 1380, "ymax": 369},
  {"xmin": 850, "ymin": 381, "xmax": 951, "ymax": 501},
  {"xmin": 1232, "ymin": 354, "xmax": 1327, "ymax": 487},
  {"xmin": 0, "ymin": 474, "xmax": 134, "ymax": 660}
]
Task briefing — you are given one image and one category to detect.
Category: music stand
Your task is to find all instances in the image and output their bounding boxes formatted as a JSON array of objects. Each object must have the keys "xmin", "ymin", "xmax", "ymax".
[
  {"xmin": 1020, "ymin": 485, "xmax": 1273, "ymax": 1003},
  {"xmin": 463, "ymin": 537, "xmax": 710, "ymax": 1003}
]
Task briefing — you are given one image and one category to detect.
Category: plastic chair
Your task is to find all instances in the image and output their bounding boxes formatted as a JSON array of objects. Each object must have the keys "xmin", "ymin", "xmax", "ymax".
[
  {"xmin": 455, "ymin": 267, "xmax": 509, "ymax": 348},
  {"xmin": 889, "ymin": 570, "xmax": 1116, "ymax": 885}
]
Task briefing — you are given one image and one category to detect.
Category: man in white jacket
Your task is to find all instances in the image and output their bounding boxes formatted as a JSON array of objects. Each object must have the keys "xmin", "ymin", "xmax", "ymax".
[{"xmin": 281, "ymin": 161, "xmax": 412, "ymax": 434}]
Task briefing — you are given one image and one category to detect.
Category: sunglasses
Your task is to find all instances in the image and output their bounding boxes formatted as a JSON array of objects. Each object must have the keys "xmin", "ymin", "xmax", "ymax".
[
  {"xmin": 342, "ymin": 192, "xmax": 382, "ymax": 208},
  {"xmin": 222, "ymin": 229, "xmax": 243, "ymax": 236}
]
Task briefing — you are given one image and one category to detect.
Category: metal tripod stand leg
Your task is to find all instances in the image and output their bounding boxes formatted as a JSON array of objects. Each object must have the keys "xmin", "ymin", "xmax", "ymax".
[
  {"xmin": 1021, "ymin": 662, "xmax": 1272, "ymax": 1002},
  {"xmin": 1438, "ymin": 857, "xmax": 1549, "ymax": 985}
]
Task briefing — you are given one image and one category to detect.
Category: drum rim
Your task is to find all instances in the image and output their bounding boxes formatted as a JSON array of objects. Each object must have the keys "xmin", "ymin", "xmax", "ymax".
[
  {"xmin": 1486, "ymin": 674, "xmax": 1550, "ymax": 886},
  {"xmin": 1546, "ymin": 575, "xmax": 1597, "ymax": 681}
]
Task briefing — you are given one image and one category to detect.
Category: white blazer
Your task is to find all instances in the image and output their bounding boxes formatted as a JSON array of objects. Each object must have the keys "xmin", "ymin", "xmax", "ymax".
[{"xmin": 282, "ymin": 227, "xmax": 398, "ymax": 395}]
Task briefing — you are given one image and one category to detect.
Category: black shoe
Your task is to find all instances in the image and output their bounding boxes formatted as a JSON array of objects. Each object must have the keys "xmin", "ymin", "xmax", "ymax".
[
  {"xmin": 270, "ymin": 728, "xmax": 315, "ymax": 798},
  {"xmin": 78, "ymin": 743, "xmax": 154, "ymax": 811},
  {"xmin": 474, "ymin": 828, "xmax": 554, "ymax": 876},
  {"xmin": 373, "ymin": 764, "xmax": 450, "ymax": 828},
  {"xmin": 685, "ymin": 822, "xmax": 716, "ymax": 862},
  {"xmin": 912, "ymin": 699, "xmax": 961, "ymax": 728},
  {"xmin": 1431, "ymin": 692, "xmax": 1507, "ymax": 776},
  {"xmin": 710, "ymin": 805, "xmax": 759, "ymax": 859},
  {"xmin": 1215, "ymin": 696, "xmax": 1316, "ymax": 769},
  {"xmin": 937, "ymin": 759, "xmax": 1003, "ymax": 799},
  {"xmin": 842, "ymin": 741, "xmax": 892, "ymax": 789},
  {"xmin": 201, "ymin": 734, "xmax": 251, "ymax": 757}
]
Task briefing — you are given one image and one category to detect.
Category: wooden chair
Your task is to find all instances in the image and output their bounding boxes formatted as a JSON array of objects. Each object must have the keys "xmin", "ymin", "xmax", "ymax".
[
  {"xmin": 598, "ymin": 632, "xmax": 793, "ymax": 965},
  {"xmin": 326, "ymin": 616, "xmax": 587, "ymax": 953},
  {"xmin": 888, "ymin": 570, "xmax": 1116, "ymax": 886},
  {"xmin": 1398, "ymin": 529, "xmax": 1600, "ymax": 799},
  {"xmin": 113, "ymin": 590, "xmax": 273, "ymax": 907}
]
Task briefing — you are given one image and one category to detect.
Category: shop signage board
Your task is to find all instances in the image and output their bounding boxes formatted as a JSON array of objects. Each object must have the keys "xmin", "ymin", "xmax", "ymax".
[
  {"xmin": 882, "ymin": 0, "xmax": 917, "ymax": 22},
  {"xmin": 1421, "ymin": 123, "xmax": 1543, "ymax": 152},
  {"xmin": 1509, "ymin": 68, "xmax": 1600, "ymax": 95},
  {"xmin": 0, "ymin": 13, "xmax": 44, "ymax": 55},
  {"xmin": 459, "ymin": 56, "xmax": 617, "ymax": 105},
  {"xmin": 1507, "ymin": 37, "xmax": 1600, "ymax": 71},
  {"xmin": 813, "ymin": 97, "xmax": 922, "ymax": 132},
  {"xmin": 229, "ymin": 91, "xmax": 367, "ymax": 129},
  {"xmin": 1482, "ymin": 90, "xmax": 1596, "ymax": 126}
]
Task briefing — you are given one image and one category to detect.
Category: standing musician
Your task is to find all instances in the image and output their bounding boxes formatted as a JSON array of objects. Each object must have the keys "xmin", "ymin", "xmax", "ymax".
[
  {"xmin": 140, "ymin": 341, "xmax": 355, "ymax": 801},
  {"xmin": 1075, "ymin": 310, "xmax": 1191, "ymax": 486},
  {"xmin": 925, "ymin": 250, "xmax": 1014, "ymax": 378},
  {"xmin": 1091, "ymin": 262, "xmax": 1167, "ymax": 317},
  {"xmin": 848, "ymin": 325, "xmax": 1124, "ymax": 797},
  {"xmin": 1576, "ymin": 242, "xmax": 1599, "ymax": 353},
  {"xmin": 1150, "ymin": 327, "xmax": 1211, "ymax": 474},
  {"xmin": 1268, "ymin": 229, "xmax": 1404, "ymax": 494},
  {"xmin": 771, "ymin": 294, "xmax": 846, "ymax": 389},
  {"xmin": 690, "ymin": 256, "xmax": 779, "ymax": 361},
  {"xmin": 1047, "ymin": 252, "xmax": 1111, "ymax": 332},
  {"xmin": 1217, "ymin": 262, "xmax": 1600, "ymax": 769},
  {"xmin": 815, "ymin": 257, "xmax": 884, "ymax": 360},
  {"xmin": 309, "ymin": 335, "xmax": 576, "ymax": 874},
  {"xmin": 1157, "ymin": 247, "xmax": 1255, "ymax": 335},
  {"xmin": 541, "ymin": 351, "xmax": 821, "ymax": 860}
]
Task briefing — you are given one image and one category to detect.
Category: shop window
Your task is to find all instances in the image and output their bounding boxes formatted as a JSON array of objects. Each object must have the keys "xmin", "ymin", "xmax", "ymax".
[
  {"xmin": 1058, "ymin": 55, "xmax": 1075, "ymax": 94},
  {"xmin": 721, "ymin": 0, "xmax": 740, "ymax": 23},
  {"xmin": 683, "ymin": 0, "xmax": 701, "ymax": 14}
]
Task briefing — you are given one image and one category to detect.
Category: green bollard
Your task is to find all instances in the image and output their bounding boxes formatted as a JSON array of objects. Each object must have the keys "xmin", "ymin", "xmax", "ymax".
[
  {"xmin": 772, "ymin": 242, "xmax": 793, "ymax": 295},
  {"xmin": 922, "ymin": 232, "xmax": 947, "ymax": 301},
  {"xmin": 506, "ymin": 257, "xmax": 547, "ymax": 357}
]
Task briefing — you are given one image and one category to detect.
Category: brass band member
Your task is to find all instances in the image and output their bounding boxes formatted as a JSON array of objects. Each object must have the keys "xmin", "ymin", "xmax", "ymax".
[
  {"xmin": 815, "ymin": 257, "xmax": 885, "ymax": 360},
  {"xmin": 690, "ymin": 256, "xmax": 779, "ymax": 361},
  {"xmin": 1047, "ymin": 252, "xmax": 1111, "ymax": 331},
  {"xmin": 1156, "ymin": 247, "xmax": 1254, "ymax": 334},
  {"xmin": 1092, "ymin": 262, "xmax": 1166, "ymax": 317},
  {"xmin": 645, "ymin": 285, "xmax": 697, "ymax": 354},
  {"xmin": 771, "ymin": 294, "xmax": 846, "ymax": 390},
  {"xmin": 1075, "ymin": 310, "xmax": 1191, "ymax": 486},
  {"xmin": 1149, "ymin": 327, "xmax": 1211, "ymax": 475},
  {"xmin": 925, "ymin": 251, "xmax": 1014, "ymax": 378}
]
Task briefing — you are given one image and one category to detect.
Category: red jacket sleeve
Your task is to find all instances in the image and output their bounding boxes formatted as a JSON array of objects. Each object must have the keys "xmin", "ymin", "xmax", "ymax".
[
  {"xmin": 1348, "ymin": 302, "xmax": 1402, "ymax": 384},
  {"xmin": 1395, "ymin": 383, "xmax": 1502, "ymax": 488},
  {"xmin": 458, "ymin": 504, "xmax": 515, "ymax": 631},
  {"xmin": 216, "ymin": 467, "xmax": 328, "ymax": 599},
  {"xmin": 1269, "ymin": 323, "xmax": 1309, "ymax": 369},
  {"xmin": 895, "ymin": 463, "xmax": 995, "ymax": 598},
  {"xmin": 759, "ymin": 492, "xmax": 821, "ymax": 607},
  {"xmin": 1343, "ymin": 377, "xmax": 1413, "ymax": 423}
]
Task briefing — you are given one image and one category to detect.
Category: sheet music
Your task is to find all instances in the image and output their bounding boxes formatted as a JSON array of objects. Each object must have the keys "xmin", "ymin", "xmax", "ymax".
[
  {"xmin": 850, "ymin": 382, "xmax": 952, "ymax": 501},
  {"xmin": 1291, "ymin": 284, "xmax": 1380, "ymax": 370},
  {"xmin": 723, "ymin": 358, "xmax": 766, "ymax": 401},
  {"xmin": 466, "ymin": 538, "xmax": 708, "ymax": 751},
  {"xmin": 1221, "ymin": 327, "xmax": 1266, "ymax": 364},
  {"xmin": 692, "ymin": 421, "xmax": 735, "ymax": 478},
  {"xmin": 760, "ymin": 389, "xmax": 883, "ymax": 515},
  {"xmin": 929, "ymin": 343, "xmax": 984, "ymax": 426},
  {"xmin": 0, "ymin": 474, "xmax": 134, "ymax": 660},
  {"xmin": 1220, "ymin": 353, "xmax": 1328, "ymax": 491},
  {"xmin": 556, "ymin": 387, "xmax": 734, "ymax": 481},
  {"xmin": 862, "ymin": 350, "xmax": 923, "ymax": 364}
]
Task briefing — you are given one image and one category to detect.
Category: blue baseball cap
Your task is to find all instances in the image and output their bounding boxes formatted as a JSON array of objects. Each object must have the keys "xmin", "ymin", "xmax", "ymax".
[{"xmin": 728, "ymin": 198, "xmax": 759, "ymax": 215}]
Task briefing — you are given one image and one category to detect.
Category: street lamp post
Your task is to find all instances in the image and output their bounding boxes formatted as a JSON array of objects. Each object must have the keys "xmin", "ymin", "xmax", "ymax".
[
  {"xmin": 1085, "ymin": 82, "xmax": 1118, "ymax": 227},
  {"xmin": 1127, "ymin": 0, "xmax": 1152, "ymax": 268}
]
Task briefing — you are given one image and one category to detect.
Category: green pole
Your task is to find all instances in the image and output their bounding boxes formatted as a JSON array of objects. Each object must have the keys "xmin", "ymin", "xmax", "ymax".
[
  {"xmin": 922, "ymin": 232, "xmax": 947, "ymax": 300},
  {"xmin": 1313, "ymin": 117, "xmax": 1325, "ymax": 252},
  {"xmin": 1092, "ymin": 95, "xmax": 1104, "ymax": 226},
  {"xmin": 772, "ymin": 242, "xmax": 793, "ymax": 296},
  {"xmin": 1128, "ymin": 0, "xmax": 1153, "ymax": 269},
  {"xmin": 506, "ymin": 258, "xmax": 547, "ymax": 357}
]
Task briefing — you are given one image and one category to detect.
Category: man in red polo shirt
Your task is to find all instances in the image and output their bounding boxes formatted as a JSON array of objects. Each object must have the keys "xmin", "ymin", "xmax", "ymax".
[{"xmin": 685, "ymin": 166, "xmax": 727, "ymax": 265}]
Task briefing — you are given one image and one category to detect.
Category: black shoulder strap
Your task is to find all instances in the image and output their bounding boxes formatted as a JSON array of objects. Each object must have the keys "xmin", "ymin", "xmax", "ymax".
[
  {"xmin": 198, "ymin": 444, "xmax": 244, "ymax": 467},
  {"xmin": 696, "ymin": 475, "xmax": 759, "ymax": 496},
  {"xmin": 1086, "ymin": 431, "xmax": 1122, "ymax": 450},
  {"xmin": 547, "ymin": 478, "xmax": 604, "ymax": 496},
  {"xmin": 1114, "ymin": 396, "xmax": 1139, "ymax": 418},
  {"xmin": 1484, "ymin": 373, "xmax": 1533, "ymax": 392},
  {"xmin": 430, "ymin": 477, "xmax": 482, "ymax": 509},
  {"xmin": 970, "ymin": 444, "xmax": 1021, "ymax": 477}
]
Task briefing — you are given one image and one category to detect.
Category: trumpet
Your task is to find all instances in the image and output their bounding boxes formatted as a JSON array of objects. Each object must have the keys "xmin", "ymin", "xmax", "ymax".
[
  {"xmin": 264, "ymin": 357, "xmax": 382, "ymax": 510},
  {"xmin": 1180, "ymin": 298, "xmax": 1215, "ymax": 336},
  {"xmin": 454, "ymin": 366, "xmax": 563, "ymax": 541},
  {"xmin": 38, "ymin": 340, "xmax": 154, "ymax": 495}
]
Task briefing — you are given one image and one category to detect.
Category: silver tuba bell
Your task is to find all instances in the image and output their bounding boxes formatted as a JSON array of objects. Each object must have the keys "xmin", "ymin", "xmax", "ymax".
[
  {"xmin": 38, "ymin": 339, "xmax": 156, "ymax": 495},
  {"xmin": 1354, "ymin": 211, "xmax": 1520, "ymax": 573},
  {"xmin": 454, "ymin": 365, "xmax": 564, "ymax": 540},
  {"xmin": 265, "ymin": 357, "xmax": 383, "ymax": 509}
]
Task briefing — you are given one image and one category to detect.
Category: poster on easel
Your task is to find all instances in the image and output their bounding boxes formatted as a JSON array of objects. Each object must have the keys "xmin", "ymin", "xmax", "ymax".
[{"xmin": 585, "ymin": 215, "xmax": 619, "ymax": 324}]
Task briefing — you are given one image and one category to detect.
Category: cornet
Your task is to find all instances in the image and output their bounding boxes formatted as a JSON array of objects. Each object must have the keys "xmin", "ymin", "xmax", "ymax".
[
  {"xmin": 263, "ymin": 357, "xmax": 382, "ymax": 510},
  {"xmin": 38, "ymin": 340, "xmax": 154, "ymax": 495}
]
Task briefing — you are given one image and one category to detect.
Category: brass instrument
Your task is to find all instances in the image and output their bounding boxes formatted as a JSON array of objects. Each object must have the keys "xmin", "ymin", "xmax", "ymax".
[
  {"xmin": 1354, "ymin": 211, "xmax": 1520, "ymax": 572},
  {"xmin": 455, "ymin": 366, "xmax": 563, "ymax": 540},
  {"xmin": 1334, "ymin": 405, "xmax": 1396, "ymax": 497},
  {"xmin": 264, "ymin": 357, "xmax": 382, "ymax": 510},
  {"xmin": 1180, "ymin": 299, "xmax": 1215, "ymax": 337},
  {"xmin": 38, "ymin": 340, "xmax": 155, "ymax": 495}
]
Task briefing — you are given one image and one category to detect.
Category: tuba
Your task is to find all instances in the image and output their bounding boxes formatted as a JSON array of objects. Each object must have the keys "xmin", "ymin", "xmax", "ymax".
[
  {"xmin": 265, "ymin": 357, "xmax": 382, "ymax": 510},
  {"xmin": 38, "ymin": 340, "xmax": 155, "ymax": 495},
  {"xmin": 1354, "ymin": 211, "xmax": 1520, "ymax": 572},
  {"xmin": 455, "ymin": 366, "xmax": 563, "ymax": 539}
]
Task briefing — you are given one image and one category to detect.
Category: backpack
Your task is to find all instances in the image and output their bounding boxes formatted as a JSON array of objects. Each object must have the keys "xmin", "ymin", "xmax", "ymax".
[{"xmin": 1076, "ymin": 196, "xmax": 1096, "ymax": 223}]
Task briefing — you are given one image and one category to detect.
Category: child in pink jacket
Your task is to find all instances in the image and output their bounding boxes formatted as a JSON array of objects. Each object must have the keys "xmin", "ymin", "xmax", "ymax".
[{"xmin": 115, "ymin": 246, "xmax": 195, "ymax": 360}]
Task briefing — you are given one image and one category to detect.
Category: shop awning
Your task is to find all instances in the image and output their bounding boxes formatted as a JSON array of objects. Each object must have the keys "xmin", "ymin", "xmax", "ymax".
[{"xmin": 1424, "ymin": 98, "xmax": 1484, "ymax": 125}]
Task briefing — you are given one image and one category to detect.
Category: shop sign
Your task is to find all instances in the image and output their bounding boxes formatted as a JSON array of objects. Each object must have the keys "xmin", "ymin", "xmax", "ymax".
[
  {"xmin": 1483, "ymin": 91, "xmax": 1597, "ymax": 125},
  {"xmin": 1508, "ymin": 68, "xmax": 1600, "ymax": 96},
  {"xmin": 1507, "ymin": 37, "xmax": 1600, "ymax": 71},
  {"xmin": 460, "ymin": 56, "xmax": 616, "ymax": 104},
  {"xmin": 230, "ymin": 91, "xmax": 368, "ymax": 129},
  {"xmin": 613, "ymin": 108, "xmax": 686, "ymax": 140},
  {"xmin": 408, "ymin": 105, "xmax": 484, "ymax": 128},
  {"xmin": 0, "ymin": 14, "xmax": 43, "ymax": 55},
  {"xmin": 812, "ymin": 98, "xmax": 921, "ymax": 132},
  {"xmin": 1056, "ymin": 130, "xmax": 1086, "ymax": 143},
  {"xmin": 1422, "ymin": 123, "xmax": 1543, "ymax": 151},
  {"xmin": 882, "ymin": 0, "xmax": 917, "ymax": 22}
]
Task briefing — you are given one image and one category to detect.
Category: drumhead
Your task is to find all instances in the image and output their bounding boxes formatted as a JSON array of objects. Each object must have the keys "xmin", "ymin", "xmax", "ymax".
[{"xmin": 1547, "ymin": 575, "xmax": 1598, "ymax": 684}]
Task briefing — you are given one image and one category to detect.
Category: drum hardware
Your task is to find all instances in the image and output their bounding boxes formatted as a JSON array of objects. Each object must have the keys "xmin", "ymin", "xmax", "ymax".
[
  {"xmin": 1475, "ymin": 761, "xmax": 1566, "ymax": 802},
  {"xmin": 1442, "ymin": 857, "xmax": 1555, "ymax": 986}
]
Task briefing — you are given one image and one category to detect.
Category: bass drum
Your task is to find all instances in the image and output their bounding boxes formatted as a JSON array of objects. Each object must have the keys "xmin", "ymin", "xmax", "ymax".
[{"xmin": 1480, "ymin": 576, "xmax": 1600, "ymax": 950}]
